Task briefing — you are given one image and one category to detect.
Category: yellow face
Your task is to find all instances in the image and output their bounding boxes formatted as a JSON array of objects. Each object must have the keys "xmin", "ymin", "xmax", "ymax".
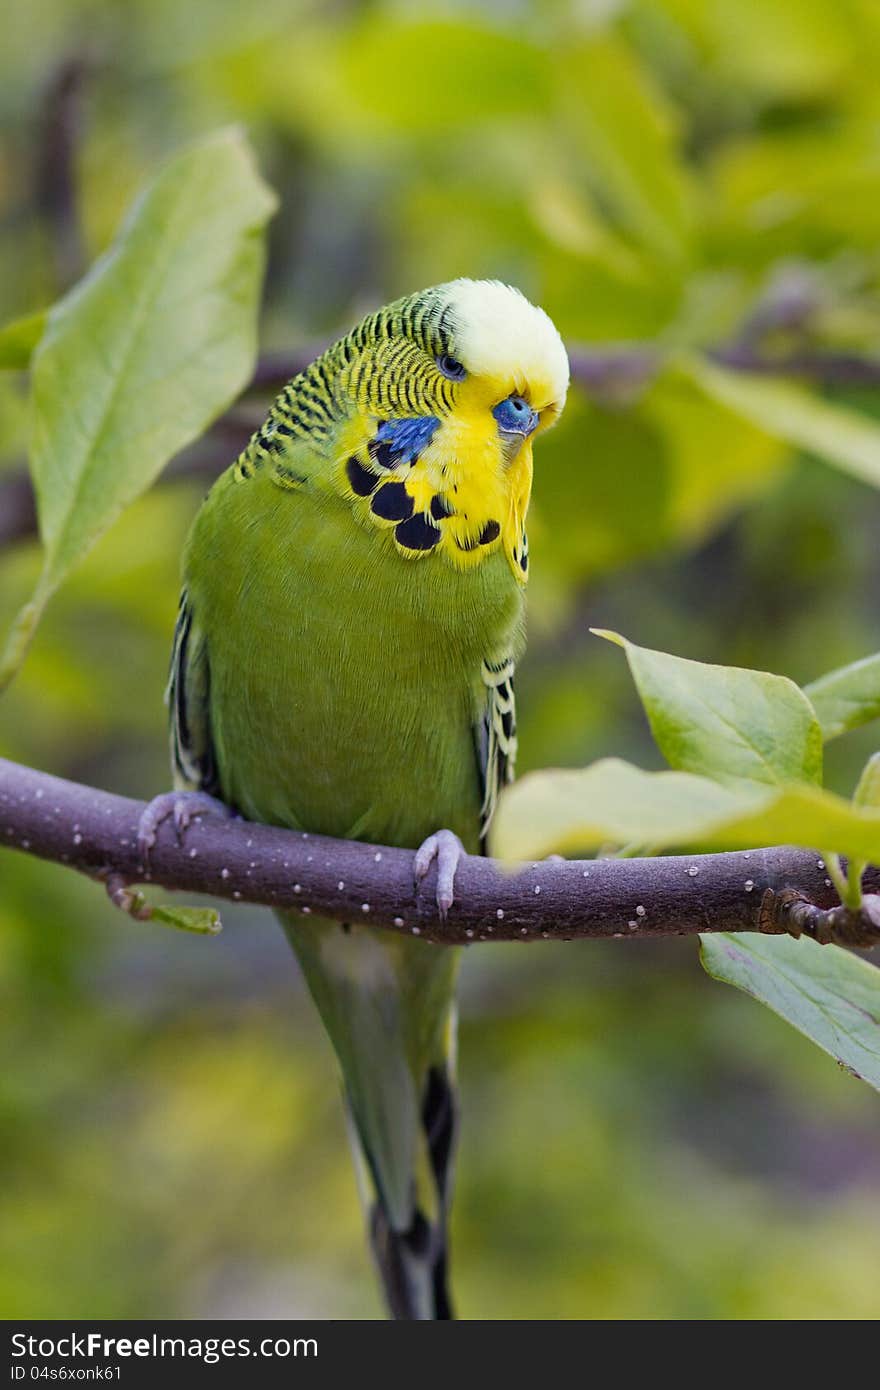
[
  {"xmin": 338, "ymin": 279, "xmax": 569, "ymax": 581},
  {"xmin": 453, "ymin": 365, "xmax": 566, "ymax": 442}
]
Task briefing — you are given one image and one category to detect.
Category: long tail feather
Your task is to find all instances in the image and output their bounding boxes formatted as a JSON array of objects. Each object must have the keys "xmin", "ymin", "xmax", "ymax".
[
  {"xmin": 366, "ymin": 1062, "xmax": 456, "ymax": 1320},
  {"xmin": 280, "ymin": 913, "xmax": 459, "ymax": 1320}
]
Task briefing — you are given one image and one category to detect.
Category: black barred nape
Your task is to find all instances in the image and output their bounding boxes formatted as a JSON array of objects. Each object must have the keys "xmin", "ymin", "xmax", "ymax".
[
  {"xmin": 232, "ymin": 285, "xmax": 463, "ymax": 485},
  {"xmin": 365, "ymin": 286, "xmax": 453, "ymax": 358},
  {"xmin": 329, "ymin": 286, "xmax": 460, "ymax": 420}
]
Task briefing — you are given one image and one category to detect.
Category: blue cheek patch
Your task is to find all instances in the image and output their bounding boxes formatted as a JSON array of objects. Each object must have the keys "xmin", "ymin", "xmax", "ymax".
[{"xmin": 373, "ymin": 416, "xmax": 440, "ymax": 466}]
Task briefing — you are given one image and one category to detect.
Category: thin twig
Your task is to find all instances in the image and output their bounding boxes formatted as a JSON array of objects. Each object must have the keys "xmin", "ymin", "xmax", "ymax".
[
  {"xmin": 35, "ymin": 55, "xmax": 91, "ymax": 291},
  {"xmin": 0, "ymin": 471, "xmax": 38, "ymax": 548},
  {"xmin": 709, "ymin": 345, "xmax": 880, "ymax": 385},
  {"xmin": 1, "ymin": 757, "xmax": 878, "ymax": 948}
]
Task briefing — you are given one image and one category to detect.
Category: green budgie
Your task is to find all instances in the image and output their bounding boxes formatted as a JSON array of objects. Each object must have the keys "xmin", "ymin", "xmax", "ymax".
[{"xmin": 139, "ymin": 280, "xmax": 569, "ymax": 1319}]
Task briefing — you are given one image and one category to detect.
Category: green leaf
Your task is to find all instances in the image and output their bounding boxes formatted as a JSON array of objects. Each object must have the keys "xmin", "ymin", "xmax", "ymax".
[
  {"xmin": 685, "ymin": 356, "xmax": 880, "ymax": 489},
  {"xmin": 490, "ymin": 758, "xmax": 747, "ymax": 861},
  {"xmin": 592, "ymin": 630, "xmax": 823, "ymax": 787},
  {"xmin": 0, "ymin": 310, "xmax": 47, "ymax": 370},
  {"xmin": 700, "ymin": 934, "xmax": 880, "ymax": 1091},
  {"xmin": 803, "ymin": 652, "xmax": 880, "ymax": 741},
  {"xmin": 644, "ymin": 370, "xmax": 789, "ymax": 546},
  {"xmin": 557, "ymin": 34, "xmax": 696, "ymax": 262},
  {"xmin": 853, "ymin": 753, "xmax": 880, "ymax": 810},
  {"xmin": 148, "ymin": 903, "xmax": 222, "ymax": 935},
  {"xmin": 0, "ymin": 127, "xmax": 277, "ymax": 690},
  {"xmin": 490, "ymin": 757, "xmax": 880, "ymax": 863},
  {"xmin": 338, "ymin": 18, "xmax": 548, "ymax": 133}
]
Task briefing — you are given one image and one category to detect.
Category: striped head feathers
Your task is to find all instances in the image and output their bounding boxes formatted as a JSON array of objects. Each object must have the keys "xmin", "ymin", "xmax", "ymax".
[{"xmin": 240, "ymin": 280, "xmax": 569, "ymax": 582}]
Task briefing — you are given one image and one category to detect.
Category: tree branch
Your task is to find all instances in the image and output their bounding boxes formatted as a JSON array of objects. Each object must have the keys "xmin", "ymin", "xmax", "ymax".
[
  {"xmin": 0, "ymin": 471, "xmax": 38, "ymax": 548},
  {"xmin": 35, "ymin": 55, "xmax": 91, "ymax": 291},
  {"xmin": 708, "ymin": 344, "xmax": 880, "ymax": 385},
  {"xmin": 2, "ymin": 756, "xmax": 878, "ymax": 947}
]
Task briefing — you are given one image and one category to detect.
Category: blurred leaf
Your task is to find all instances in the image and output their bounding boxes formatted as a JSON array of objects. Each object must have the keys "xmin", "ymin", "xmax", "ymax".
[
  {"xmin": 804, "ymin": 652, "xmax": 880, "ymax": 741},
  {"xmin": 530, "ymin": 371, "xmax": 789, "ymax": 586},
  {"xmin": 0, "ymin": 128, "xmax": 276, "ymax": 689},
  {"xmin": 492, "ymin": 758, "xmax": 745, "ymax": 860},
  {"xmin": 528, "ymin": 173, "xmax": 643, "ymax": 276},
  {"xmin": 707, "ymin": 125, "xmax": 880, "ymax": 264},
  {"xmin": 220, "ymin": 19, "xmax": 549, "ymax": 150},
  {"xmin": 491, "ymin": 757, "xmax": 880, "ymax": 863},
  {"xmin": 339, "ymin": 18, "xmax": 548, "ymax": 133},
  {"xmin": 645, "ymin": 371, "xmax": 789, "ymax": 543},
  {"xmin": 593, "ymin": 630, "xmax": 823, "ymax": 786},
  {"xmin": 657, "ymin": 0, "xmax": 852, "ymax": 100},
  {"xmin": 686, "ymin": 357, "xmax": 880, "ymax": 489},
  {"xmin": 853, "ymin": 752, "xmax": 880, "ymax": 809},
  {"xmin": 0, "ymin": 311, "xmax": 46, "ymax": 370},
  {"xmin": 530, "ymin": 398, "xmax": 671, "ymax": 582},
  {"xmin": 558, "ymin": 33, "xmax": 696, "ymax": 262},
  {"xmin": 700, "ymin": 934, "xmax": 880, "ymax": 1092}
]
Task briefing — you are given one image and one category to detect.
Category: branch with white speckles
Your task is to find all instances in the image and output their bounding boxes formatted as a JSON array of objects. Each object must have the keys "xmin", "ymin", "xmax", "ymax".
[{"xmin": 3, "ymin": 756, "xmax": 880, "ymax": 948}]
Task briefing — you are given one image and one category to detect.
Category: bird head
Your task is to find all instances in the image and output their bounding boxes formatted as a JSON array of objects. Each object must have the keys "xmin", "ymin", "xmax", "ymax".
[
  {"xmin": 428, "ymin": 278, "xmax": 569, "ymax": 455},
  {"xmin": 300, "ymin": 279, "xmax": 569, "ymax": 578}
]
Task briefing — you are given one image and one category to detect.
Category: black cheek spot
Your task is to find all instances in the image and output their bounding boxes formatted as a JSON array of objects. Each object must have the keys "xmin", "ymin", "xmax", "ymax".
[
  {"xmin": 430, "ymin": 494, "xmax": 454, "ymax": 521},
  {"xmin": 369, "ymin": 440, "xmax": 399, "ymax": 470},
  {"xmin": 520, "ymin": 551, "xmax": 529, "ymax": 572},
  {"xmin": 501, "ymin": 708, "xmax": 515, "ymax": 739},
  {"xmin": 347, "ymin": 455, "xmax": 379, "ymax": 496},
  {"xmin": 371, "ymin": 483, "xmax": 414, "ymax": 521},
  {"xmin": 479, "ymin": 520, "xmax": 501, "ymax": 545},
  {"xmin": 395, "ymin": 514, "xmax": 442, "ymax": 551}
]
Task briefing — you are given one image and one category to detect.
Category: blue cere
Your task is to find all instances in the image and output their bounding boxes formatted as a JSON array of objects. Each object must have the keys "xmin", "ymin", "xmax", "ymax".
[
  {"xmin": 492, "ymin": 395, "xmax": 539, "ymax": 437},
  {"xmin": 375, "ymin": 416, "xmax": 440, "ymax": 464}
]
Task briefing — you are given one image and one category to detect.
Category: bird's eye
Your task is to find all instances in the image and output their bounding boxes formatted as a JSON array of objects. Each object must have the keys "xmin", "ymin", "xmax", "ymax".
[{"xmin": 436, "ymin": 353, "xmax": 467, "ymax": 382}]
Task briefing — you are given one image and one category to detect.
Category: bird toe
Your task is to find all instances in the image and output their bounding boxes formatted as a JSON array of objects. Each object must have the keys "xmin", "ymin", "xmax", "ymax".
[
  {"xmin": 413, "ymin": 829, "xmax": 466, "ymax": 918},
  {"xmin": 136, "ymin": 790, "xmax": 231, "ymax": 866}
]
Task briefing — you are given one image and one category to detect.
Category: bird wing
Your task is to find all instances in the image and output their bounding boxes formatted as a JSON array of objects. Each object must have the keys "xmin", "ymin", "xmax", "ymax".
[
  {"xmin": 475, "ymin": 656, "xmax": 518, "ymax": 851},
  {"xmin": 167, "ymin": 588, "xmax": 220, "ymax": 798}
]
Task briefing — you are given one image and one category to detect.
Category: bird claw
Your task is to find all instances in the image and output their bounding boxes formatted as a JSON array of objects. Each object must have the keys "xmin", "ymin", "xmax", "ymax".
[
  {"xmin": 136, "ymin": 790, "xmax": 231, "ymax": 866},
  {"xmin": 413, "ymin": 829, "xmax": 466, "ymax": 920}
]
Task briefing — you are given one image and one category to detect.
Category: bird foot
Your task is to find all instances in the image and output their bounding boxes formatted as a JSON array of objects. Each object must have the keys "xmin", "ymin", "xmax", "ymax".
[
  {"xmin": 136, "ymin": 790, "xmax": 232, "ymax": 866},
  {"xmin": 413, "ymin": 829, "xmax": 466, "ymax": 920}
]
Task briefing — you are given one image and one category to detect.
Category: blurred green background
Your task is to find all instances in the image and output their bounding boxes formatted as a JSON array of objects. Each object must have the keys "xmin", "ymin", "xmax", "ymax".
[{"xmin": 3, "ymin": 0, "xmax": 880, "ymax": 1319}]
